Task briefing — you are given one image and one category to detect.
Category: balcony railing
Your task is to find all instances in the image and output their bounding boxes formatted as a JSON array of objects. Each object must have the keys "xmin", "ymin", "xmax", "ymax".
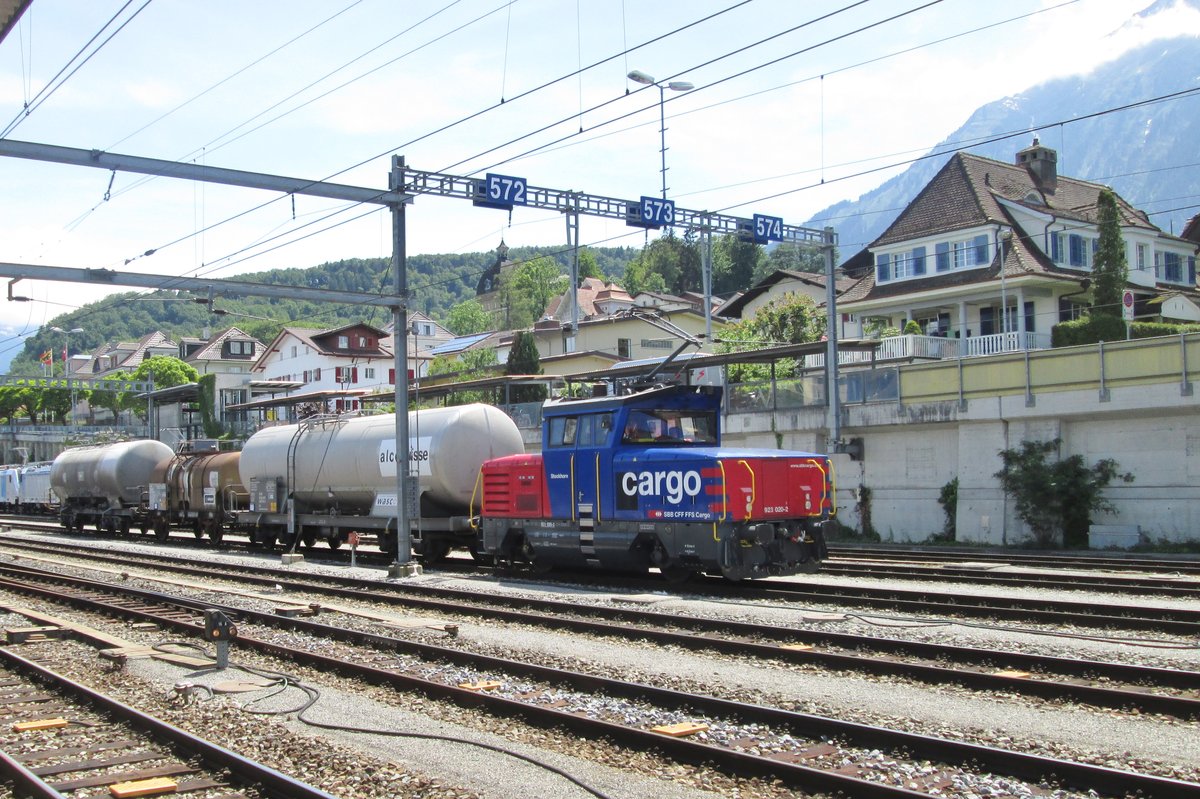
[{"xmin": 806, "ymin": 332, "xmax": 1052, "ymax": 368}]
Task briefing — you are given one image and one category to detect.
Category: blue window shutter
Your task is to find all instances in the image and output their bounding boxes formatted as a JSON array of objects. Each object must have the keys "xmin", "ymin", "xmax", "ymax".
[
  {"xmin": 1069, "ymin": 234, "xmax": 1083, "ymax": 266},
  {"xmin": 973, "ymin": 235, "xmax": 988, "ymax": 265},
  {"xmin": 912, "ymin": 246, "xmax": 926, "ymax": 275},
  {"xmin": 1050, "ymin": 233, "xmax": 1060, "ymax": 262},
  {"xmin": 1188, "ymin": 257, "xmax": 1196, "ymax": 286},
  {"xmin": 935, "ymin": 242, "xmax": 950, "ymax": 272},
  {"xmin": 876, "ymin": 253, "xmax": 891, "ymax": 282}
]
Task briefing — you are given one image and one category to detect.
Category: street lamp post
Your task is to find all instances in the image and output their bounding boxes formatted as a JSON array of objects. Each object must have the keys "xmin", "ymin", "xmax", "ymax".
[
  {"xmin": 627, "ymin": 70, "xmax": 693, "ymax": 200},
  {"xmin": 50, "ymin": 326, "xmax": 84, "ymax": 424}
]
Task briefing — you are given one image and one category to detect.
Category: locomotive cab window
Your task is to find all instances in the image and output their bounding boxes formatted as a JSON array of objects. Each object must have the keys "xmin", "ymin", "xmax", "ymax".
[
  {"xmin": 548, "ymin": 416, "xmax": 579, "ymax": 447},
  {"xmin": 623, "ymin": 409, "xmax": 717, "ymax": 444}
]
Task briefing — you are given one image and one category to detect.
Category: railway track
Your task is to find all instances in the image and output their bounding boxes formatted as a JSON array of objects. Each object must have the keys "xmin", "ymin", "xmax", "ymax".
[
  {"xmin": 2, "ymin": 538, "xmax": 1199, "ymax": 720},
  {"xmin": 0, "ymin": 559, "xmax": 1197, "ymax": 798},
  {"xmin": 0, "ymin": 638, "xmax": 336, "ymax": 799},
  {"xmin": 829, "ymin": 543, "xmax": 1200, "ymax": 576},
  {"xmin": 7, "ymin": 518, "xmax": 1200, "ymax": 632},
  {"xmin": 819, "ymin": 560, "xmax": 1200, "ymax": 598}
]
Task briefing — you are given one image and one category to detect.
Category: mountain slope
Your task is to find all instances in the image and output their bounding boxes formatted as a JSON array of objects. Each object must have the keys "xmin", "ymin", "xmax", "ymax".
[{"xmin": 808, "ymin": 30, "xmax": 1200, "ymax": 260}]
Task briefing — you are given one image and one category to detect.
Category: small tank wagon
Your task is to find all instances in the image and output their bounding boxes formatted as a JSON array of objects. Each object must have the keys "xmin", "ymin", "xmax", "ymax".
[
  {"xmin": 237, "ymin": 404, "xmax": 524, "ymax": 555},
  {"xmin": 477, "ymin": 384, "xmax": 833, "ymax": 580},
  {"xmin": 146, "ymin": 439, "xmax": 248, "ymax": 543},
  {"xmin": 50, "ymin": 439, "xmax": 174, "ymax": 533}
]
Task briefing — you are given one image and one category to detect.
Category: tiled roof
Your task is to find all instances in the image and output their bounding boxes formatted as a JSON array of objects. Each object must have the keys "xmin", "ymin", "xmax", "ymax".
[
  {"xmin": 183, "ymin": 326, "xmax": 263, "ymax": 362},
  {"xmin": 873, "ymin": 151, "xmax": 1154, "ymax": 247}
]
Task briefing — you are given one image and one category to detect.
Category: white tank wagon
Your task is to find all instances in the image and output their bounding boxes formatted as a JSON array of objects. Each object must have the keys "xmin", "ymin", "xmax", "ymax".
[
  {"xmin": 237, "ymin": 404, "xmax": 524, "ymax": 555},
  {"xmin": 18, "ymin": 463, "xmax": 56, "ymax": 514},
  {"xmin": 50, "ymin": 440, "xmax": 173, "ymax": 533}
]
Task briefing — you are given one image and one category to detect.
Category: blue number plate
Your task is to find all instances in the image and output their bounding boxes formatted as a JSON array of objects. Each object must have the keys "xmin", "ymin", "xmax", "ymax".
[
  {"xmin": 474, "ymin": 173, "xmax": 528, "ymax": 209},
  {"xmin": 637, "ymin": 196, "xmax": 675, "ymax": 228},
  {"xmin": 752, "ymin": 214, "xmax": 784, "ymax": 243}
]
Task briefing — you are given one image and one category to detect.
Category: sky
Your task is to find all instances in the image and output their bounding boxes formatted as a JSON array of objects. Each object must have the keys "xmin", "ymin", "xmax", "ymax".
[{"xmin": 1, "ymin": 0, "xmax": 1197, "ymax": 362}]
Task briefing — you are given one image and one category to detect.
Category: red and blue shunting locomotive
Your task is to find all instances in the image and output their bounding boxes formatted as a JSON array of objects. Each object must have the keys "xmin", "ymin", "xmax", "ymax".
[{"xmin": 477, "ymin": 384, "xmax": 834, "ymax": 580}]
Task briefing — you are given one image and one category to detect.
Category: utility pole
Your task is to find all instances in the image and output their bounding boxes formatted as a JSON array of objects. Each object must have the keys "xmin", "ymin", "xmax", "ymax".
[{"xmin": 389, "ymin": 156, "xmax": 420, "ymax": 578}]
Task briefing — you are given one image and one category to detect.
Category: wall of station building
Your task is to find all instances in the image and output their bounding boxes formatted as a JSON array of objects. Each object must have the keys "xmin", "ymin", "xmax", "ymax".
[{"xmin": 721, "ymin": 379, "xmax": 1200, "ymax": 545}]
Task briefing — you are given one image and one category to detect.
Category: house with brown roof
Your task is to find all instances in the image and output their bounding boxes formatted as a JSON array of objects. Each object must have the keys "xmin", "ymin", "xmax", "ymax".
[
  {"xmin": 837, "ymin": 139, "xmax": 1199, "ymax": 354},
  {"xmin": 79, "ymin": 331, "xmax": 178, "ymax": 376},
  {"xmin": 251, "ymin": 322, "xmax": 394, "ymax": 413},
  {"xmin": 717, "ymin": 269, "xmax": 855, "ymax": 333}
]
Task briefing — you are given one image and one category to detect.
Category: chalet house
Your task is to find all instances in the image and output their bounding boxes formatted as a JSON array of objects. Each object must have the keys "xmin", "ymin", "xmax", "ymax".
[
  {"xmin": 837, "ymin": 139, "xmax": 1200, "ymax": 354},
  {"xmin": 79, "ymin": 331, "xmax": 178, "ymax": 377},
  {"xmin": 251, "ymin": 322, "xmax": 394, "ymax": 412},
  {"xmin": 717, "ymin": 269, "xmax": 856, "ymax": 337}
]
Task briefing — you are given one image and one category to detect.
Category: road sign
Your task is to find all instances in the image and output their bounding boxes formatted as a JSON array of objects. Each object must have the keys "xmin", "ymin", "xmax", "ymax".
[{"xmin": 1122, "ymin": 289, "xmax": 1135, "ymax": 321}]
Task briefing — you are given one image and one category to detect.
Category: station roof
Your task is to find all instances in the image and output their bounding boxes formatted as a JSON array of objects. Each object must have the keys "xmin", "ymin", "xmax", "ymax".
[
  {"xmin": 564, "ymin": 340, "xmax": 880, "ymax": 382},
  {"xmin": 0, "ymin": 1, "xmax": 31, "ymax": 46},
  {"xmin": 224, "ymin": 388, "xmax": 370, "ymax": 411}
]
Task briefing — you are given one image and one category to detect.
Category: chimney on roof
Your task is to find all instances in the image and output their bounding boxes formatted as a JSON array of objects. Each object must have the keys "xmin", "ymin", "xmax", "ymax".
[{"xmin": 1015, "ymin": 135, "xmax": 1057, "ymax": 192}]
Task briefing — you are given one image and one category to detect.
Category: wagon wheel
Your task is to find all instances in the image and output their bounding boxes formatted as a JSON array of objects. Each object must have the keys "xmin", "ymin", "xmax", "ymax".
[
  {"xmin": 418, "ymin": 539, "xmax": 451, "ymax": 564},
  {"xmin": 326, "ymin": 533, "xmax": 344, "ymax": 550},
  {"xmin": 192, "ymin": 522, "xmax": 205, "ymax": 539},
  {"xmin": 118, "ymin": 518, "xmax": 131, "ymax": 536},
  {"xmin": 154, "ymin": 520, "xmax": 170, "ymax": 543},
  {"xmin": 301, "ymin": 530, "xmax": 318, "ymax": 549},
  {"xmin": 60, "ymin": 513, "xmax": 74, "ymax": 533},
  {"xmin": 660, "ymin": 564, "xmax": 696, "ymax": 583}
]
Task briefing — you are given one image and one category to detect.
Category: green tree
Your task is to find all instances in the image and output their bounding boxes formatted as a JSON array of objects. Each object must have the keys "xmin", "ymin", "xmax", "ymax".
[
  {"xmin": 995, "ymin": 438, "xmax": 1134, "ymax": 548},
  {"xmin": 765, "ymin": 241, "xmax": 836, "ymax": 278},
  {"xmin": 445, "ymin": 299, "xmax": 491, "ymax": 335},
  {"xmin": 712, "ymin": 234, "xmax": 764, "ymax": 296},
  {"xmin": 130, "ymin": 355, "xmax": 199, "ymax": 389},
  {"xmin": 621, "ymin": 251, "xmax": 668, "ymax": 296},
  {"xmin": 505, "ymin": 331, "xmax": 547, "ymax": 403},
  {"xmin": 715, "ymin": 294, "xmax": 823, "ymax": 381},
  {"xmin": 577, "ymin": 248, "xmax": 603, "ymax": 282},
  {"xmin": 499, "ymin": 256, "xmax": 567, "ymax": 329},
  {"xmin": 89, "ymin": 372, "xmax": 132, "ymax": 421},
  {"xmin": 125, "ymin": 356, "xmax": 199, "ymax": 421},
  {"xmin": 1092, "ymin": 188, "xmax": 1128, "ymax": 319},
  {"xmin": 429, "ymin": 348, "xmax": 499, "ymax": 405}
]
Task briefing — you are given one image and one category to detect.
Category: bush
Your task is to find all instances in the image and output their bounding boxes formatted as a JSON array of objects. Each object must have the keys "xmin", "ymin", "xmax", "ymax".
[
  {"xmin": 1130, "ymin": 321, "xmax": 1200, "ymax": 339},
  {"xmin": 995, "ymin": 438, "xmax": 1133, "ymax": 548},
  {"xmin": 903, "ymin": 320, "xmax": 923, "ymax": 335},
  {"xmin": 933, "ymin": 477, "xmax": 958, "ymax": 542},
  {"xmin": 1051, "ymin": 315, "xmax": 1127, "ymax": 347}
]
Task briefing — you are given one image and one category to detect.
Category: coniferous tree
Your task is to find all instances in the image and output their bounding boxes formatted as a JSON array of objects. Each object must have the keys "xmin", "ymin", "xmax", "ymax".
[
  {"xmin": 505, "ymin": 331, "xmax": 547, "ymax": 403},
  {"xmin": 1092, "ymin": 188, "xmax": 1128, "ymax": 318}
]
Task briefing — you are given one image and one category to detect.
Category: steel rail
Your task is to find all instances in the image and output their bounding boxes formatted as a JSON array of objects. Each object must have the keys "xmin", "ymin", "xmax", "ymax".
[
  {"xmin": 0, "ymin": 647, "xmax": 338, "ymax": 799},
  {"xmin": 819, "ymin": 562, "xmax": 1200, "ymax": 598},
  {"xmin": 0, "ymin": 567, "xmax": 1197, "ymax": 798},
  {"xmin": 828, "ymin": 545, "xmax": 1200, "ymax": 575}
]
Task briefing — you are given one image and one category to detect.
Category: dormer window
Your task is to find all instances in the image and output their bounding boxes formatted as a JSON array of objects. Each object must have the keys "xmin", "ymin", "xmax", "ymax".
[
  {"xmin": 877, "ymin": 236, "xmax": 985, "ymax": 284},
  {"xmin": 337, "ymin": 335, "xmax": 349, "ymax": 348}
]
